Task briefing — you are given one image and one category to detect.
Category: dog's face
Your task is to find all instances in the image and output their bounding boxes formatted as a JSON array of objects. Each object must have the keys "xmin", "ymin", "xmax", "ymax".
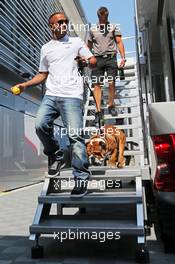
[
  {"xmin": 86, "ymin": 136, "xmax": 107, "ymax": 166},
  {"xmin": 86, "ymin": 125, "xmax": 126, "ymax": 168}
]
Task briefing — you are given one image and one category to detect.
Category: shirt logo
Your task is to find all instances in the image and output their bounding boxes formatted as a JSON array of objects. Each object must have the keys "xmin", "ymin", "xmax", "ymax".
[
  {"xmin": 62, "ymin": 42, "xmax": 72, "ymax": 45},
  {"xmin": 62, "ymin": 42, "xmax": 72, "ymax": 48}
]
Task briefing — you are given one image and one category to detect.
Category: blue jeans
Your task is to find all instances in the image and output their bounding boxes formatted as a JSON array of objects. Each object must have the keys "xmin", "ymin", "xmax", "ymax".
[{"xmin": 35, "ymin": 95, "xmax": 90, "ymax": 180}]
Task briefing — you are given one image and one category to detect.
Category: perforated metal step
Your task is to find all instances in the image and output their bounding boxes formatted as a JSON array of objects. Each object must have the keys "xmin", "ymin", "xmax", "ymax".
[
  {"xmin": 89, "ymin": 94, "xmax": 139, "ymax": 100},
  {"xmin": 38, "ymin": 192, "xmax": 141, "ymax": 204},
  {"xmin": 84, "ymin": 112, "xmax": 140, "ymax": 120},
  {"xmin": 85, "ymin": 103, "xmax": 139, "ymax": 110},
  {"xmin": 84, "ymin": 124, "xmax": 141, "ymax": 132},
  {"xmin": 59, "ymin": 166, "xmax": 141, "ymax": 178},
  {"xmin": 30, "ymin": 216, "xmax": 144, "ymax": 236}
]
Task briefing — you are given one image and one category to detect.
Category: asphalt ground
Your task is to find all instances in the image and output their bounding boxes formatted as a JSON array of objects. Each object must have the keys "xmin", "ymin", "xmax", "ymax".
[{"xmin": 0, "ymin": 183, "xmax": 175, "ymax": 264}]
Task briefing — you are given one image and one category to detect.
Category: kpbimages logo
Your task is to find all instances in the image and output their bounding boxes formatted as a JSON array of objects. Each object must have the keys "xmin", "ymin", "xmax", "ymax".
[
  {"xmin": 59, "ymin": 22, "xmax": 121, "ymax": 34},
  {"xmin": 53, "ymin": 229, "xmax": 121, "ymax": 243},
  {"xmin": 52, "ymin": 73, "xmax": 120, "ymax": 88},
  {"xmin": 56, "ymin": 125, "xmax": 121, "ymax": 139},
  {"xmin": 53, "ymin": 178, "xmax": 121, "ymax": 191}
]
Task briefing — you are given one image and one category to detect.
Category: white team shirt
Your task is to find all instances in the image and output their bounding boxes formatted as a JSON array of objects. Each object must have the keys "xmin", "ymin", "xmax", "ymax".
[{"xmin": 39, "ymin": 35, "xmax": 93, "ymax": 99}]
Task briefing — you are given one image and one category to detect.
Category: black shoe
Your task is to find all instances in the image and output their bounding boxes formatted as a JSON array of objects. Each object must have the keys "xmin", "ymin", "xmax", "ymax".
[
  {"xmin": 70, "ymin": 179, "xmax": 88, "ymax": 197},
  {"xmin": 108, "ymin": 105, "xmax": 118, "ymax": 117},
  {"xmin": 48, "ymin": 150, "xmax": 65, "ymax": 177}
]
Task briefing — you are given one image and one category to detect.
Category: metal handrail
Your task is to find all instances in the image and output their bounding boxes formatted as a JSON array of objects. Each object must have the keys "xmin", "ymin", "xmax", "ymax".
[{"xmin": 134, "ymin": 1, "xmax": 150, "ymax": 163}]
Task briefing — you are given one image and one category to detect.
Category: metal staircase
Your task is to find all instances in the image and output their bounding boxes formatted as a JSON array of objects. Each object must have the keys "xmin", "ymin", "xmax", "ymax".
[{"xmin": 29, "ymin": 57, "xmax": 150, "ymax": 263}]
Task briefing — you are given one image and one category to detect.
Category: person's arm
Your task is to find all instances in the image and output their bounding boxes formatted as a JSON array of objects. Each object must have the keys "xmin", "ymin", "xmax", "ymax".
[
  {"xmin": 115, "ymin": 35, "xmax": 126, "ymax": 67},
  {"xmin": 87, "ymin": 56, "xmax": 96, "ymax": 68},
  {"xmin": 87, "ymin": 29, "xmax": 94, "ymax": 52},
  {"xmin": 75, "ymin": 55, "xmax": 96, "ymax": 69},
  {"xmin": 78, "ymin": 38, "xmax": 97, "ymax": 68},
  {"xmin": 14, "ymin": 45, "xmax": 49, "ymax": 93},
  {"xmin": 14, "ymin": 72, "xmax": 48, "ymax": 93}
]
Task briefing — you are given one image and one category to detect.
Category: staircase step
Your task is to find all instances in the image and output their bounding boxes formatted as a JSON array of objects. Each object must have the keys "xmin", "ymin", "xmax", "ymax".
[
  {"xmin": 121, "ymin": 68, "xmax": 136, "ymax": 72},
  {"xmin": 85, "ymin": 103, "xmax": 139, "ymax": 111},
  {"xmin": 89, "ymin": 94, "xmax": 139, "ymax": 101},
  {"xmin": 123, "ymin": 64, "xmax": 135, "ymax": 70},
  {"xmin": 85, "ymin": 136, "xmax": 142, "ymax": 143},
  {"xmin": 60, "ymin": 166, "xmax": 141, "ymax": 177},
  {"xmin": 90, "ymin": 166, "xmax": 141, "ymax": 172},
  {"xmin": 126, "ymin": 136, "xmax": 142, "ymax": 143},
  {"xmin": 124, "ymin": 150, "xmax": 143, "ymax": 156},
  {"xmin": 91, "ymin": 85, "xmax": 138, "ymax": 91},
  {"xmin": 116, "ymin": 86, "xmax": 138, "ymax": 90},
  {"xmin": 30, "ymin": 216, "xmax": 144, "ymax": 236},
  {"xmin": 122, "ymin": 77, "xmax": 137, "ymax": 82},
  {"xmin": 38, "ymin": 192, "xmax": 141, "ymax": 205},
  {"xmin": 114, "ymin": 78, "xmax": 137, "ymax": 84},
  {"xmin": 49, "ymin": 168, "xmax": 142, "ymax": 186},
  {"xmin": 51, "ymin": 175, "xmax": 138, "ymax": 183},
  {"xmin": 121, "ymin": 72, "xmax": 136, "ymax": 78},
  {"xmin": 57, "ymin": 187, "xmax": 136, "ymax": 193},
  {"xmin": 84, "ymin": 124, "xmax": 141, "ymax": 131},
  {"xmin": 85, "ymin": 112, "xmax": 140, "ymax": 121}
]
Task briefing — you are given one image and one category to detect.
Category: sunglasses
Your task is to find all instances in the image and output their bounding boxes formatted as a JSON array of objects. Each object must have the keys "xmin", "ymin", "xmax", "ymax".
[
  {"xmin": 98, "ymin": 13, "xmax": 108, "ymax": 17},
  {"xmin": 49, "ymin": 19, "xmax": 69, "ymax": 29}
]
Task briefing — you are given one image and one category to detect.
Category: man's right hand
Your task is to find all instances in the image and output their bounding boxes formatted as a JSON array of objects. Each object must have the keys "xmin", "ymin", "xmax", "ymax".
[
  {"xmin": 11, "ymin": 83, "xmax": 26, "ymax": 95},
  {"xmin": 11, "ymin": 72, "xmax": 48, "ymax": 95}
]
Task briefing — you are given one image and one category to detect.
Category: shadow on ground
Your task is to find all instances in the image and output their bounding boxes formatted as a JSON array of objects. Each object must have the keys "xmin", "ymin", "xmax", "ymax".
[{"xmin": 1, "ymin": 235, "xmax": 175, "ymax": 264}]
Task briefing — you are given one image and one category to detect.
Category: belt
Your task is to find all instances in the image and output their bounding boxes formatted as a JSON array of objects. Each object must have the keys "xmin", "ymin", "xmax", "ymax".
[{"xmin": 96, "ymin": 54, "xmax": 116, "ymax": 58}]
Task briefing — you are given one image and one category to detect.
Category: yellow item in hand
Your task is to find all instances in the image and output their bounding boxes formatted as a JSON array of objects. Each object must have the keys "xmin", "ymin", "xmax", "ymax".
[{"xmin": 11, "ymin": 86, "xmax": 21, "ymax": 95}]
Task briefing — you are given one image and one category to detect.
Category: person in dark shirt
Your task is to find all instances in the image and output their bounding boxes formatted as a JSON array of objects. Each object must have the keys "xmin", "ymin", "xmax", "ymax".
[{"xmin": 87, "ymin": 7, "xmax": 126, "ymax": 125}]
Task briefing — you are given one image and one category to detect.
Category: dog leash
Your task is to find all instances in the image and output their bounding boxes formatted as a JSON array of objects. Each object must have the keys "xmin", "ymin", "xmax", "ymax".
[
  {"xmin": 102, "ymin": 152, "xmax": 111, "ymax": 166},
  {"xmin": 76, "ymin": 57, "xmax": 101, "ymax": 129}
]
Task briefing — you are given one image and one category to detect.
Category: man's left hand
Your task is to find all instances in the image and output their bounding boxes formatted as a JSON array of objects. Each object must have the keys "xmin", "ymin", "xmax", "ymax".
[
  {"xmin": 75, "ymin": 56, "xmax": 87, "ymax": 68},
  {"xmin": 119, "ymin": 58, "xmax": 126, "ymax": 68}
]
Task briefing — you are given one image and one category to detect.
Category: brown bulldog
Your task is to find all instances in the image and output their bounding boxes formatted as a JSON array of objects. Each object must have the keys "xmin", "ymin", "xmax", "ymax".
[{"xmin": 86, "ymin": 124, "xmax": 126, "ymax": 168}]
